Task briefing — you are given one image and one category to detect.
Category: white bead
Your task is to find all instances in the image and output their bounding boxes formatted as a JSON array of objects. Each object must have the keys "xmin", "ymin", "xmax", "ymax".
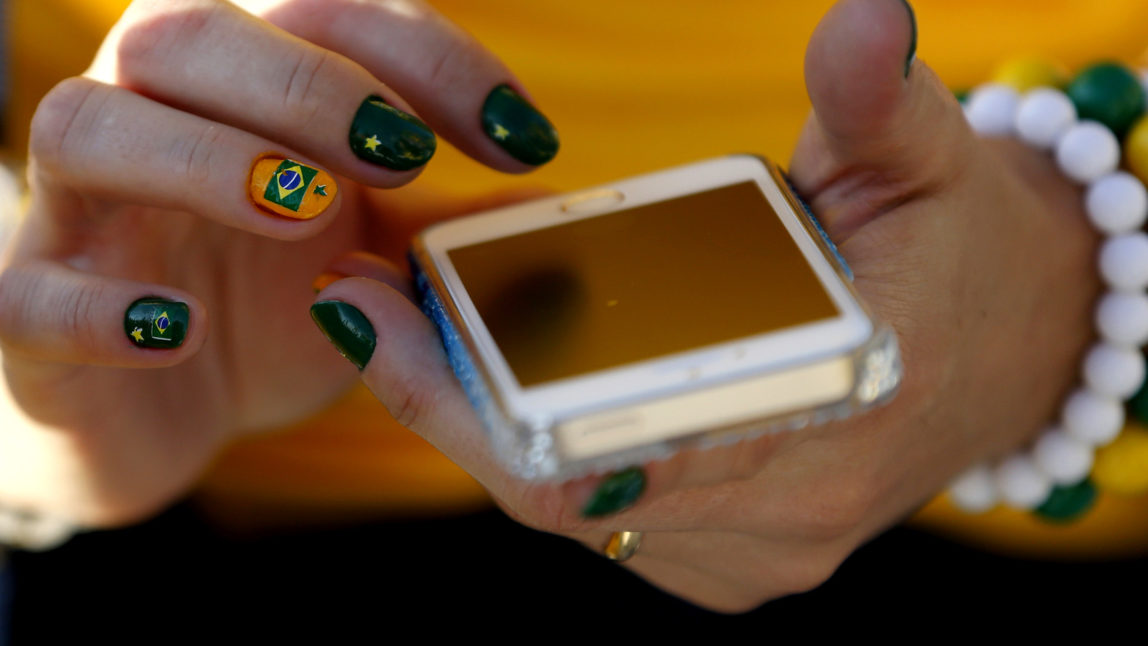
[
  {"xmin": 1056, "ymin": 121, "xmax": 1120, "ymax": 183},
  {"xmin": 949, "ymin": 464, "xmax": 998, "ymax": 513},
  {"xmin": 1099, "ymin": 232, "xmax": 1148, "ymax": 291},
  {"xmin": 1083, "ymin": 342, "xmax": 1146, "ymax": 400},
  {"xmin": 965, "ymin": 84, "xmax": 1020, "ymax": 136},
  {"xmin": 1062, "ymin": 388, "xmax": 1125, "ymax": 446},
  {"xmin": 0, "ymin": 509, "xmax": 76, "ymax": 551},
  {"xmin": 1015, "ymin": 88, "xmax": 1077, "ymax": 149},
  {"xmin": 1086, "ymin": 172, "xmax": 1148, "ymax": 234},
  {"xmin": 1096, "ymin": 291, "xmax": 1148, "ymax": 346},
  {"xmin": 994, "ymin": 455, "xmax": 1053, "ymax": 509},
  {"xmin": 1033, "ymin": 428, "xmax": 1094, "ymax": 484}
]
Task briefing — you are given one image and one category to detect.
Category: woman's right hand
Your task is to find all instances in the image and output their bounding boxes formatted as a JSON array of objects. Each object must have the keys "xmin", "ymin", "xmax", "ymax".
[{"xmin": 0, "ymin": 0, "xmax": 558, "ymax": 526}]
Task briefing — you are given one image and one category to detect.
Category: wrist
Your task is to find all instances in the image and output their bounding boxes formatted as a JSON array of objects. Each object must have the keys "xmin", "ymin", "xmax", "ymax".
[{"xmin": 950, "ymin": 59, "xmax": 1148, "ymax": 520}]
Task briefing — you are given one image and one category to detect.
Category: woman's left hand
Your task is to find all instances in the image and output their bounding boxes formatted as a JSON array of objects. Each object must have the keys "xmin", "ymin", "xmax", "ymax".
[{"xmin": 313, "ymin": 0, "xmax": 1098, "ymax": 611}]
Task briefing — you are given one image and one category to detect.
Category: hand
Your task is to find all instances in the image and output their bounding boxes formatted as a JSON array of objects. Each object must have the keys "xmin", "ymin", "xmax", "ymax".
[
  {"xmin": 309, "ymin": 0, "xmax": 1098, "ymax": 611},
  {"xmin": 0, "ymin": 0, "xmax": 558, "ymax": 525}
]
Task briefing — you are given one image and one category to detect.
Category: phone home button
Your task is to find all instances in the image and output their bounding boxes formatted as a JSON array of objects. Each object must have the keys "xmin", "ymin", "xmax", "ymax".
[{"xmin": 560, "ymin": 189, "xmax": 624, "ymax": 214}]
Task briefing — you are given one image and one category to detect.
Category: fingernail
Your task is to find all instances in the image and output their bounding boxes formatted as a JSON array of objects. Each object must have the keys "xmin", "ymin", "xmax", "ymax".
[
  {"xmin": 481, "ymin": 84, "xmax": 560, "ymax": 166},
  {"xmin": 899, "ymin": 0, "xmax": 917, "ymax": 79},
  {"xmin": 312, "ymin": 271, "xmax": 348, "ymax": 294},
  {"xmin": 249, "ymin": 157, "xmax": 337, "ymax": 220},
  {"xmin": 310, "ymin": 300, "xmax": 376, "ymax": 370},
  {"xmin": 348, "ymin": 96, "xmax": 437, "ymax": 170},
  {"xmin": 125, "ymin": 298, "xmax": 188, "ymax": 349},
  {"xmin": 582, "ymin": 467, "xmax": 646, "ymax": 518}
]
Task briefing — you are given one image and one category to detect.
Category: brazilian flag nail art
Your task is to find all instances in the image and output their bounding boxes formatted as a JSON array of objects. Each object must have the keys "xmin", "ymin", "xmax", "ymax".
[
  {"xmin": 125, "ymin": 298, "xmax": 188, "ymax": 349},
  {"xmin": 249, "ymin": 157, "xmax": 337, "ymax": 220}
]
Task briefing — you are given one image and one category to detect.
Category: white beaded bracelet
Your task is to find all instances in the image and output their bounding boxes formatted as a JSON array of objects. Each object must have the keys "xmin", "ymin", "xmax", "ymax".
[
  {"xmin": 0, "ymin": 505, "xmax": 77, "ymax": 551},
  {"xmin": 951, "ymin": 77, "xmax": 1148, "ymax": 519}
]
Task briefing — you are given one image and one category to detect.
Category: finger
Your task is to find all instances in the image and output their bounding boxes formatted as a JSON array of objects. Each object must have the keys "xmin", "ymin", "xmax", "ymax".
[
  {"xmin": 789, "ymin": 0, "xmax": 975, "ymax": 240},
  {"xmin": 0, "ymin": 260, "xmax": 207, "ymax": 367},
  {"xmin": 557, "ymin": 430, "xmax": 803, "ymax": 522},
  {"xmin": 256, "ymin": 0, "xmax": 560, "ymax": 170},
  {"xmin": 308, "ymin": 273, "xmax": 807, "ymax": 534},
  {"xmin": 95, "ymin": 0, "xmax": 438, "ymax": 184},
  {"xmin": 309, "ymin": 276, "xmax": 512, "ymax": 489},
  {"xmin": 31, "ymin": 77, "xmax": 340, "ymax": 240},
  {"xmin": 362, "ymin": 183, "xmax": 554, "ymax": 262},
  {"xmin": 570, "ymin": 529, "xmax": 852, "ymax": 612},
  {"xmin": 310, "ymin": 250, "xmax": 412, "ymax": 298}
]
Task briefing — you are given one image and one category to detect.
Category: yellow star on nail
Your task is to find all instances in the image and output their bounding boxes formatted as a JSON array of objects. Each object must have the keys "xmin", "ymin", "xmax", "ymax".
[
  {"xmin": 491, "ymin": 124, "xmax": 510, "ymax": 140},
  {"xmin": 364, "ymin": 135, "xmax": 381, "ymax": 152},
  {"xmin": 131, "ymin": 327, "xmax": 145, "ymax": 343}
]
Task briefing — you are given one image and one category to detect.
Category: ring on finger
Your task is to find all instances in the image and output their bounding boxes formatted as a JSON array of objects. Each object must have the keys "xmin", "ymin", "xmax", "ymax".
[{"xmin": 603, "ymin": 530, "xmax": 643, "ymax": 562}]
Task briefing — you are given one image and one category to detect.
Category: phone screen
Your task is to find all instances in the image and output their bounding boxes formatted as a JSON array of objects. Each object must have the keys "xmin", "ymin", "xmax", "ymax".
[{"xmin": 448, "ymin": 180, "xmax": 839, "ymax": 387}]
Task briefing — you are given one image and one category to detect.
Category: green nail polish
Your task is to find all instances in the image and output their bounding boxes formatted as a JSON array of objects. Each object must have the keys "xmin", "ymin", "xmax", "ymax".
[
  {"xmin": 900, "ymin": 0, "xmax": 917, "ymax": 79},
  {"xmin": 124, "ymin": 298, "xmax": 188, "ymax": 349},
  {"xmin": 582, "ymin": 467, "xmax": 646, "ymax": 518},
  {"xmin": 481, "ymin": 84, "xmax": 560, "ymax": 166},
  {"xmin": 348, "ymin": 96, "xmax": 437, "ymax": 171},
  {"xmin": 310, "ymin": 301, "xmax": 376, "ymax": 370}
]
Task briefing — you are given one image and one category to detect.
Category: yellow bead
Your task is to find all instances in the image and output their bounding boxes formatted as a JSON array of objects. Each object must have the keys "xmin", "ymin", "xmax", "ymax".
[
  {"xmin": 1093, "ymin": 423, "xmax": 1148, "ymax": 495},
  {"xmin": 1125, "ymin": 116, "xmax": 1148, "ymax": 184},
  {"xmin": 991, "ymin": 57, "xmax": 1068, "ymax": 92}
]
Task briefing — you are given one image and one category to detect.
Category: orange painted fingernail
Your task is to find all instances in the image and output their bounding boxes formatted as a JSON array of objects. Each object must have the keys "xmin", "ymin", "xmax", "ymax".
[
  {"xmin": 249, "ymin": 157, "xmax": 337, "ymax": 220},
  {"xmin": 312, "ymin": 271, "xmax": 348, "ymax": 293}
]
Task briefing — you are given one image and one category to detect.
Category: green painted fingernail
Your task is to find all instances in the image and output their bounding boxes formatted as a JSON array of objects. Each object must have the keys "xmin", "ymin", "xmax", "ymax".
[
  {"xmin": 900, "ymin": 0, "xmax": 917, "ymax": 79},
  {"xmin": 481, "ymin": 84, "xmax": 559, "ymax": 166},
  {"xmin": 582, "ymin": 467, "xmax": 646, "ymax": 518},
  {"xmin": 310, "ymin": 301, "xmax": 376, "ymax": 370},
  {"xmin": 125, "ymin": 298, "xmax": 188, "ymax": 349},
  {"xmin": 348, "ymin": 95, "xmax": 436, "ymax": 171}
]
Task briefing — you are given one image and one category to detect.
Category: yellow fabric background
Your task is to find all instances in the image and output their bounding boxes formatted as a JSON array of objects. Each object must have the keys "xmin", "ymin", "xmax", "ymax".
[{"xmin": 10, "ymin": 0, "xmax": 1148, "ymax": 555}]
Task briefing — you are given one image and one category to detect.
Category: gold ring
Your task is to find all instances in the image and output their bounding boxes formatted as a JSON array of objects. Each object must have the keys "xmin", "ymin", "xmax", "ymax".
[{"xmin": 603, "ymin": 531, "xmax": 643, "ymax": 562}]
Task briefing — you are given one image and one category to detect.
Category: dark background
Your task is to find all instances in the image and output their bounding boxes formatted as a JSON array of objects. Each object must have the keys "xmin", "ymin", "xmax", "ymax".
[{"xmin": 5, "ymin": 503, "xmax": 1146, "ymax": 639}]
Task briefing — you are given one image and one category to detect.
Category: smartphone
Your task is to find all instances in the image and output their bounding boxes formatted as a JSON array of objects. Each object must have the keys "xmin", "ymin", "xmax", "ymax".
[{"xmin": 409, "ymin": 155, "xmax": 900, "ymax": 480}]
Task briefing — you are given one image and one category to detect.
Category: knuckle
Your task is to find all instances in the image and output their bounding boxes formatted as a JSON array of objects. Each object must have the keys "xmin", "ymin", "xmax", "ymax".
[
  {"xmin": 30, "ymin": 78, "xmax": 102, "ymax": 172},
  {"xmin": 278, "ymin": 48, "xmax": 335, "ymax": 130},
  {"xmin": 0, "ymin": 266, "xmax": 32, "ymax": 340},
  {"xmin": 117, "ymin": 0, "xmax": 219, "ymax": 77},
  {"xmin": 55, "ymin": 278, "xmax": 107, "ymax": 351},
  {"xmin": 778, "ymin": 555, "xmax": 845, "ymax": 596},
  {"xmin": 424, "ymin": 35, "xmax": 469, "ymax": 95},
  {"xmin": 169, "ymin": 124, "xmax": 226, "ymax": 187},
  {"xmin": 789, "ymin": 477, "xmax": 877, "ymax": 541},
  {"xmin": 712, "ymin": 551, "xmax": 847, "ymax": 610},
  {"xmin": 385, "ymin": 377, "xmax": 431, "ymax": 431},
  {"xmin": 502, "ymin": 485, "xmax": 584, "ymax": 535},
  {"xmin": 723, "ymin": 435, "xmax": 782, "ymax": 482}
]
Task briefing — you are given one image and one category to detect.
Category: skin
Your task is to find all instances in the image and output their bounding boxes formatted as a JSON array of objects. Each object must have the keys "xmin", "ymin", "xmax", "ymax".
[{"xmin": 0, "ymin": 0, "xmax": 1099, "ymax": 612}]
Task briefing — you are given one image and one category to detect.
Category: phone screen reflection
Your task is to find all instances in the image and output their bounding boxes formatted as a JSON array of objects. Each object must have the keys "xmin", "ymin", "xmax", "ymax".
[{"xmin": 448, "ymin": 181, "xmax": 839, "ymax": 387}]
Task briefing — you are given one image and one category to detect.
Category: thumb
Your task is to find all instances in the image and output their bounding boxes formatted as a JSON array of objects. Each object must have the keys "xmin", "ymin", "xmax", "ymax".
[
  {"xmin": 790, "ymin": 0, "xmax": 974, "ymax": 239},
  {"xmin": 309, "ymin": 270, "xmax": 509, "ymax": 489}
]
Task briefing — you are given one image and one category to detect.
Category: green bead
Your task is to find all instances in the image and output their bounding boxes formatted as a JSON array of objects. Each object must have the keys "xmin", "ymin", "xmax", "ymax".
[
  {"xmin": 1130, "ymin": 370, "xmax": 1148, "ymax": 424},
  {"xmin": 953, "ymin": 88, "xmax": 970, "ymax": 104},
  {"xmin": 1066, "ymin": 62, "xmax": 1146, "ymax": 138},
  {"xmin": 1034, "ymin": 479, "xmax": 1097, "ymax": 523}
]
